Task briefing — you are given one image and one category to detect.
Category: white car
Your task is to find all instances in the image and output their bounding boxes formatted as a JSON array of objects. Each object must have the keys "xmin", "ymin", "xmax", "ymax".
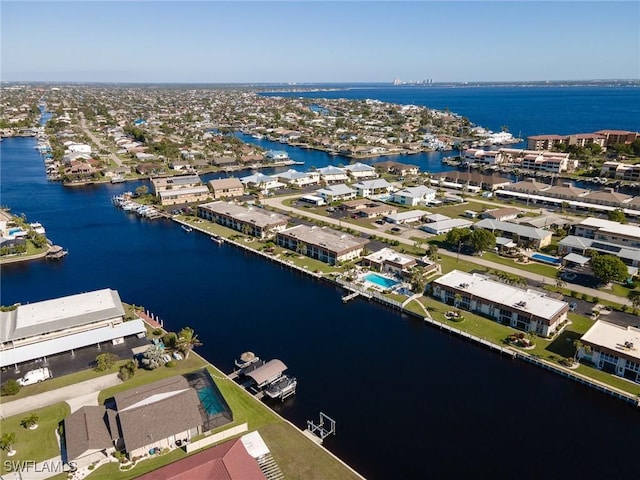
[
  {"xmin": 17, "ymin": 367, "xmax": 52, "ymax": 386},
  {"xmin": 161, "ymin": 354, "xmax": 172, "ymax": 364},
  {"xmin": 172, "ymin": 351, "xmax": 183, "ymax": 361}
]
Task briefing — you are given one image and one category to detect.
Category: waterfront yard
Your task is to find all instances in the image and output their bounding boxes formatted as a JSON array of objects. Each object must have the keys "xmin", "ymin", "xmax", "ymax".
[
  {"xmin": 0, "ymin": 402, "xmax": 70, "ymax": 472},
  {"xmin": 89, "ymin": 352, "xmax": 362, "ymax": 480},
  {"xmin": 414, "ymin": 295, "xmax": 640, "ymax": 397}
]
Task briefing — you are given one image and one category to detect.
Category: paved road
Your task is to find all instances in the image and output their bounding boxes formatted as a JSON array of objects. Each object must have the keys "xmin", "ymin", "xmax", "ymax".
[
  {"xmin": 262, "ymin": 195, "xmax": 628, "ymax": 305},
  {"xmin": 0, "ymin": 373, "xmax": 121, "ymax": 419},
  {"xmin": 79, "ymin": 113, "xmax": 123, "ymax": 167}
]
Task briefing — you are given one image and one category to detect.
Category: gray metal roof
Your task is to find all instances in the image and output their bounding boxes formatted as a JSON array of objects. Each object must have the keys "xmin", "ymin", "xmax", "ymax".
[
  {"xmin": 246, "ymin": 359, "xmax": 287, "ymax": 387},
  {"xmin": 1, "ymin": 289, "xmax": 125, "ymax": 343},
  {"xmin": 474, "ymin": 219, "xmax": 552, "ymax": 241},
  {"xmin": 0, "ymin": 319, "xmax": 145, "ymax": 367}
]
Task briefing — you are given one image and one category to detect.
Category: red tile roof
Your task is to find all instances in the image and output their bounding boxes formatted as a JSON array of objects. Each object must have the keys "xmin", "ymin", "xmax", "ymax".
[{"xmin": 136, "ymin": 438, "xmax": 266, "ymax": 480}]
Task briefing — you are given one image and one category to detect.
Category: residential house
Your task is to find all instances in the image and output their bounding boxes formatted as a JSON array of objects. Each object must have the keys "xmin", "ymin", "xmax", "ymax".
[
  {"xmin": 240, "ymin": 173, "xmax": 284, "ymax": 194},
  {"xmin": 391, "ymin": 185, "xmax": 436, "ymax": 206},
  {"xmin": 352, "ymin": 179, "xmax": 393, "ymax": 198},
  {"xmin": 362, "ymin": 247, "xmax": 417, "ymax": 275},
  {"xmin": 481, "ymin": 207, "xmax": 522, "ymax": 222},
  {"xmin": 375, "ymin": 161, "xmax": 419, "ymax": 176},
  {"xmin": 316, "ymin": 184, "xmax": 357, "ymax": 203},
  {"xmin": 573, "ymin": 218, "xmax": 640, "ymax": 248},
  {"xmin": 431, "ymin": 270, "xmax": 568, "ymax": 337},
  {"xmin": 473, "ymin": 219, "xmax": 553, "ymax": 249},
  {"xmin": 317, "ymin": 166, "xmax": 349, "ymax": 184},
  {"xmin": 420, "ymin": 218, "xmax": 473, "ymax": 235},
  {"xmin": 384, "ymin": 210, "xmax": 428, "ymax": 225},
  {"xmin": 273, "ymin": 169, "xmax": 320, "ymax": 187},
  {"xmin": 344, "ymin": 162, "xmax": 378, "ymax": 179}
]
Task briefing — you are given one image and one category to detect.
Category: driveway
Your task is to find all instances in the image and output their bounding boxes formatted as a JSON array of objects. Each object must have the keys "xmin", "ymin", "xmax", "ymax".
[{"xmin": 0, "ymin": 373, "xmax": 121, "ymax": 419}]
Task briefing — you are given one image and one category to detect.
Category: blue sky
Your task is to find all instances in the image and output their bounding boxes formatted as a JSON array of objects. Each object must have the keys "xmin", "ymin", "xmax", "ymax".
[{"xmin": 2, "ymin": 1, "xmax": 639, "ymax": 83}]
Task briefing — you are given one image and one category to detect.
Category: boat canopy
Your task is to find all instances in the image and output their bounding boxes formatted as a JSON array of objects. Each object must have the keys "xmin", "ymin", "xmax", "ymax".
[{"xmin": 245, "ymin": 359, "xmax": 287, "ymax": 387}]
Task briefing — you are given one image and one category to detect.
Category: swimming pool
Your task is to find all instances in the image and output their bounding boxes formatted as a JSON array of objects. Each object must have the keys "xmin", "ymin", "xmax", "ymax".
[
  {"xmin": 364, "ymin": 273, "xmax": 400, "ymax": 289},
  {"xmin": 196, "ymin": 385, "xmax": 225, "ymax": 415},
  {"xmin": 184, "ymin": 369, "xmax": 233, "ymax": 430},
  {"xmin": 531, "ymin": 253, "xmax": 562, "ymax": 265}
]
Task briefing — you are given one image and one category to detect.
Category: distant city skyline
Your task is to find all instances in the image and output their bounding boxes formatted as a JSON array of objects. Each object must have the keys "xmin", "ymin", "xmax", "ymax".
[{"xmin": 2, "ymin": 1, "xmax": 639, "ymax": 83}]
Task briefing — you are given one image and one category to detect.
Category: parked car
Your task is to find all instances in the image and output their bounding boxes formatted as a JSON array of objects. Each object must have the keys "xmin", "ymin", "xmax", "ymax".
[
  {"xmin": 569, "ymin": 302, "xmax": 577, "ymax": 312},
  {"xmin": 375, "ymin": 219, "xmax": 385, "ymax": 225},
  {"xmin": 161, "ymin": 354, "xmax": 172, "ymax": 364},
  {"xmin": 326, "ymin": 207, "xmax": 336, "ymax": 213},
  {"xmin": 17, "ymin": 367, "xmax": 52, "ymax": 386},
  {"xmin": 391, "ymin": 227, "xmax": 401, "ymax": 232},
  {"xmin": 172, "ymin": 351, "xmax": 183, "ymax": 361}
]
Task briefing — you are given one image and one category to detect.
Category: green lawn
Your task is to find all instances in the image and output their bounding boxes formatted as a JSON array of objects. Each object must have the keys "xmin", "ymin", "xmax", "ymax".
[
  {"xmin": 88, "ymin": 354, "xmax": 362, "ymax": 480},
  {"xmin": 416, "ymin": 294, "xmax": 640, "ymax": 396},
  {"xmin": 0, "ymin": 403, "xmax": 70, "ymax": 472}
]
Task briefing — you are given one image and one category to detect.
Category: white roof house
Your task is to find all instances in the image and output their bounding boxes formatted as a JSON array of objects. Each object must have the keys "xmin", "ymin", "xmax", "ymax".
[
  {"xmin": 392, "ymin": 186, "xmax": 437, "ymax": 206},
  {"xmin": 316, "ymin": 184, "xmax": 357, "ymax": 202},
  {"xmin": 317, "ymin": 166, "xmax": 349, "ymax": 183},
  {"xmin": 273, "ymin": 169, "xmax": 320, "ymax": 186},
  {"xmin": 344, "ymin": 162, "xmax": 378, "ymax": 179},
  {"xmin": 352, "ymin": 179, "xmax": 393, "ymax": 198},
  {"xmin": 421, "ymin": 218, "xmax": 473, "ymax": 235},
  {"xmin": 0, "ymin": 289, "xmax": 146, "ymax": 368},
  {"xmin": 240, "ymin": 173, "xmax": 284, "ymax": 192},
  {"xmin": 384, "ymin": 210, "xmax": 428, "ymax": 224},
  {"xmin": 581, "ymin": 320, "xmax": 640, "ymax": 365},
  {"xmin": 432, "ymin": 270, "xmax": 569, "ymax": 335}
]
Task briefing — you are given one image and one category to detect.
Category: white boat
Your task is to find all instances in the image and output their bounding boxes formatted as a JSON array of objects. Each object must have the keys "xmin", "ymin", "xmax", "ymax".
[
  {"xmin": 251, "ymin": 133, "xmax": 264, "ymax": 140},
  {"xmin": 210, "ymin": 234, "xmax": 223, "ymax": 244},
  {"xmin": 265, "ymin": 375, "xmax": 297, "ymax": 400},
  {"xmin": 181, "ymin": 225, "xmax": 193, "ymax": 233}
]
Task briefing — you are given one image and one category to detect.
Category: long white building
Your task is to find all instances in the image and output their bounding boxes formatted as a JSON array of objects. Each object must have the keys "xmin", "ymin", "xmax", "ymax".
[
  {"xmin": 0, "ymin": 289, "xmax": 146, "ymax": 368},
  {"xmin": 431, "ymin": 270, "xmax": 568, "ymax": 337}
]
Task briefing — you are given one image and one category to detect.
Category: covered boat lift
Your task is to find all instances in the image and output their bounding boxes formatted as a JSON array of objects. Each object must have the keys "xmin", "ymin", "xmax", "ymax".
[{"xmin": 245, "ymin": 359, "xmax": 288, "ymax": 388}]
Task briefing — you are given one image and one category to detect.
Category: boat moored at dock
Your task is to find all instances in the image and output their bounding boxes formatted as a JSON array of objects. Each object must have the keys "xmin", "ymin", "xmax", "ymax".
[
  {"xmin": 181, "ymin": 224, "xmax": 193, "ymax": 233},
  {"xmin": 265, "ymin": 375, "xmax": 297, "ymax": 400}
]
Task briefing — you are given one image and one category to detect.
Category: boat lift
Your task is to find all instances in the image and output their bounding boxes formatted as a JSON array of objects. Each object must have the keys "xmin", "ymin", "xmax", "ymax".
[{"xmin": 306, "ymin": 412, "xmax": 336, "ymax": 444}]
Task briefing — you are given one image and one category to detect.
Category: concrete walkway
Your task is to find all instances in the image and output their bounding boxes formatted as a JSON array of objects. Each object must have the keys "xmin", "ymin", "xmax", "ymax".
[
  {"xmin": 262, "ymin": 195, "xmax": 629, "ymax": 305},
  {"xmin": 0, "ymin": 373, "xmax": 121, "ymax": 419}
]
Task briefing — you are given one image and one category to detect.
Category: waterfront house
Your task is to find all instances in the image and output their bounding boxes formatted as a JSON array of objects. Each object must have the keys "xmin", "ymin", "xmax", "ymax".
[
  {"xmin": 434, "ymin": 172, "xmax": 513, "ymax": 192},
  {"xmin": 473, "ymin": 219, "xmax": 553, "ymax": 249},
  {"xmin": 579, "ymin": 320, "xmax": 640, "ymax": 383},
  {"xmin": 209, "ymin": 178, "xmax": 245, "ymax": 199},
  {"xmin": 374, "ymin": 161, "xmax": 419, "ymax": 176},
  {"xmin": 317, "ymin": 166, "xmax": 349, "ymax": 184},
  {"xmin": 543, "ymin": 183, "xmax": 589, "ymax": 201},
  {"xmin": 265, "ymin": 150, "xmax": 289, "ymax": 161},
  {"xmin": 352, "ymin": 178, "xmax": 393, "ymax": 197},
  {"xmin": 198, "ymin": 201, "xmax": 289, "ymax": 239},
  {"xmin": 344, "ymin": 162, "xmax": 378, "ymax": 179},
  {"xmin": 240, "ymin": 173, "xmax": 284, "ymax": 194},
  {"xmin": 431, "ymin": 270, "xmax": 568, "ymax": 337},
  {"xmin": 277, "ymin": 225, "xmax": 368, "ymax": 265},
  {"xmin": 0, "ymin": 289, "xmax": 146, "ymax": 369},
  {"xmin": 273, "ymin": 169, "xmax": 320, "ymax": 187},
  {"xmin": 65, "ymin": 372, "xmax": 232, "ymax": 463},
  {"xmin": 391, "ymin": 185, "xmax": 436, "ymax": 206},
  {"xmin": 362, "ymin": 247, "xmax": 416, "ymax": 275},
  {"xmin": 316, "ymin": 184, "xmax": 357, "ymax": 203},
  {"xmin": 573, "ymin": 218, "xmax": 640, "ymax": 248},
  {"xmin": 134, "ymin": 436, "xmax": 266, "ymax": 480},
  {"xmin": 461, "ymin": 148, "xmax": 504, "ymax": 165},
  {"xmin": 600, "ymin": 161, "xmax": 640, "ymax": 181}
]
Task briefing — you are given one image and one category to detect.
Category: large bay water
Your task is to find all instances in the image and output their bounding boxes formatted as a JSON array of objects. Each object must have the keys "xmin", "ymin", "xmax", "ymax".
[{"xmin": 2, "ymin": 86, "xmax": 640, "ymax": 479}]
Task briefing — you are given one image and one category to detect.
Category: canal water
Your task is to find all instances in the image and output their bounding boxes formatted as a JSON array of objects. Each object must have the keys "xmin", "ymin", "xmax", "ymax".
[{"xmin": 3, "ymin": 117, "xmax": 640, "ymax": 477}]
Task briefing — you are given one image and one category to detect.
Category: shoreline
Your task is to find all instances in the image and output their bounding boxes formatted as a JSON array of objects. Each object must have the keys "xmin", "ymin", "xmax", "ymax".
[{"xmin": 174, "ymin": 216, "xmax": 640, "ymax": 409}]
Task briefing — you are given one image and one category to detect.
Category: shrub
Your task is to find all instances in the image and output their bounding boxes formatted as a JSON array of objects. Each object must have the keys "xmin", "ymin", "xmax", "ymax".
[
  {"xmin": 570, "ymin": 291, "xmax": 578, "ymax": 298},
  {"xmin": 591, "ymin": 297, "xmax": 600, "ymax": 304},
  {"xmin": 621, "ymin": 305, "xmax": 628, "ymax": 312},
  {"xmin": 95, "ymin": 352, "xmax": 118, "ymax": 372},
  {"xmin": 1, "ymin": 379, "xmax": 21, "ymax": 396},
  {"xmin": 152, "ymin": 328, "xmax": 162, "ymax": 336},
  {"xmin": 165, "ymin": 360, "xmax": 176, "ymax": 368},
  {"xmin": 580, "ymin": 293, "xmax": 588, "ymax": 300},
  {"xmin": 162, "ymin": 332, "xmax": 178, "ymax": 348}
]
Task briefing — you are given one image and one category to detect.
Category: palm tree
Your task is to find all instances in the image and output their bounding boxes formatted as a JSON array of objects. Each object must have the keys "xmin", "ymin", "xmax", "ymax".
[
  {"xmin": 20, "ymin": 413, "xmax": 39, "ymax": 430},
  {"xmin": 0, "ymin": 432, "xmax": 16, "ymax": 456},
  {"xmin": 177, "ymin": 327, "xmax": 202, "ymax": 359},
  {"xmin": 628, "ymin": 290, "xmax": 640, "ymax": 315}
]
